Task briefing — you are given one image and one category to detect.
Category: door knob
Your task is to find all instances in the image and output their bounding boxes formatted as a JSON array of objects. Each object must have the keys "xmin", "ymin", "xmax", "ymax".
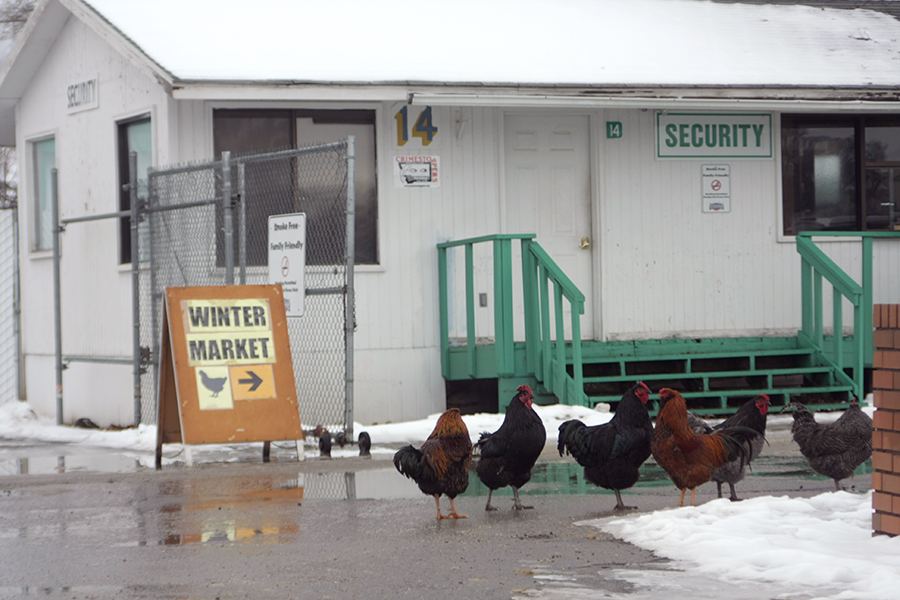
[{"xmin": 579, "ymin": 236, "xmax": 591, "ymax": 249}]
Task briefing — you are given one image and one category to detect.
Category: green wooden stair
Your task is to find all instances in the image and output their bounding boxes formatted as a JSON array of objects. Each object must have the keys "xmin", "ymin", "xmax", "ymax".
[{"xmin": 438, "ymin": 232, "xmax": 896, "ymax": 415}]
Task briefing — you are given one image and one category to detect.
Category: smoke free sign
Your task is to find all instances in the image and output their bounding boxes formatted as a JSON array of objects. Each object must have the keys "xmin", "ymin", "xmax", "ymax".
[{"xmin": 268, "ymin": 213, "xmax": 307, "ymax": 317}]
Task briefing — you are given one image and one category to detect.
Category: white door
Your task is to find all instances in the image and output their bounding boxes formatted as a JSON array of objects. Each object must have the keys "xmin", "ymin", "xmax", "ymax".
[{"xmin": 504, "ymin": 114, "xmax": 594, "ymax": 341}]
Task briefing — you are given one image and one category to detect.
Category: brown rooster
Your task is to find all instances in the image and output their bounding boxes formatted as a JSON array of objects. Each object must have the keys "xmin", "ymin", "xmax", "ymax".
[
  {"xmin": 687, "ymin": 394, "xmax": 770, "ymax": 501},
  {"xmin": 393, "ymin": 407, "xmax": 473, "ymax": 519},
  {"xmin": 652, "ymin": 388, "xmax": 757, "ymax": 507}
]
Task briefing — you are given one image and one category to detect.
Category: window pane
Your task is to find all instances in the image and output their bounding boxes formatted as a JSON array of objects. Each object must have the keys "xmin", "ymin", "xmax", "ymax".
[
  {"xmin": 119, "ymin": 117, "xmax": 152, "ymax": 264},
  {"xmin": 213, "ymin": 109, "xmax": 378, "ymax": 267},
  {"xmin": 782, "ymin": 121, "xmax": 856, "ymax": 234},
  {"xmin": 214, "ymin": 110, "xmax": 294, "ymax": 267},
  {"xmin": 865, "ymin": 168, "xmax": 900, "ymax": 231},
  {"xmin": 866, "ymin": 126, "xmax": 900, "ymax": 162},
  {"xmin": 295, "ymin": 116, "xmax": 377, "ymax": 265},
  {"xmin": 33, "ymin": 138, "xmax": 55, "ymax": 251}
]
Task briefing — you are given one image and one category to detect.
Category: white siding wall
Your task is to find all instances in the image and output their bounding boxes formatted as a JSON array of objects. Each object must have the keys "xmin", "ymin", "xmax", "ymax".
[
  {"xmin": 16, "ymin": 18, "xmax": 171, "ymax": 425},
  {"xmin": 351, "ymin": 105, "xmax": 503, "ymax": 422},
  {"xmin": 598, "ymin": 108, "xmax": 801, "ymax": 340},
  {"xmin": 14, "ymin": 16, "xmax": 898, "ymax": 427}
]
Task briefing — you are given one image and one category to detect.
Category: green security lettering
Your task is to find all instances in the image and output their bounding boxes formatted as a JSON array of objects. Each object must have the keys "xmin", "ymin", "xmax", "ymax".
[{"xmin": 665, "ymin": 123, "xmax": 678, "ymax": 147}]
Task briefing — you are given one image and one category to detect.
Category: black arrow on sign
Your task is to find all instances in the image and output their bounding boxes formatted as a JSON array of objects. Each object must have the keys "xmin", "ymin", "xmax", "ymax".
[{"xmin": 238, "ymin": 371, "xmax": 263, "ymax": 392}]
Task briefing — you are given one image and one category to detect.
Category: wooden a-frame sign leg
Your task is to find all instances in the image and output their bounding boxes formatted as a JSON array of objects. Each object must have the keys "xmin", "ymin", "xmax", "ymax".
[{"xmin": 156, "ymin": 301, "xmax": 184, "ymax": 469}]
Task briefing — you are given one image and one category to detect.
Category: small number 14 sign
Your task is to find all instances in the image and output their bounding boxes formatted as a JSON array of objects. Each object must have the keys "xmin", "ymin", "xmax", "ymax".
[{"xmin": 606, "ymin": 121, "xmax": 623, "ymax": 139}]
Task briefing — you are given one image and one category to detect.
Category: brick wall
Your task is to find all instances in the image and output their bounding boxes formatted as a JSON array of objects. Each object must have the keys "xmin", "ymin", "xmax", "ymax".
[{"xmin": 872, "ymin": 304, "xmax": 900, "ymax": 537}]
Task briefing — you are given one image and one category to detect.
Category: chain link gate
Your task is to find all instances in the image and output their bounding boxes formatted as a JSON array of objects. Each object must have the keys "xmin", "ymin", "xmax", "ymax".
[{"xmin": 139, "ymin": 139, "xmax": 355, "ymax": 440}]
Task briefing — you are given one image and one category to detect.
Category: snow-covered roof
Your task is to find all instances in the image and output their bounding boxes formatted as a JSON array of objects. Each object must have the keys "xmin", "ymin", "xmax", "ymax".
[
  {"xmin": 76, "ymin": 0, "xmax": 900, "ymax": 88},
  {"xmin": 0, "ymin": 0, "xmax": 899, "ymax": 144}
]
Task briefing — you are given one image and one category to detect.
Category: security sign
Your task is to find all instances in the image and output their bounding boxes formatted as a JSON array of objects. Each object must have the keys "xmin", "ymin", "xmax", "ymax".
[{"xmin": 155, "ymin": 285, "xmax": 302, "ymax": 466}]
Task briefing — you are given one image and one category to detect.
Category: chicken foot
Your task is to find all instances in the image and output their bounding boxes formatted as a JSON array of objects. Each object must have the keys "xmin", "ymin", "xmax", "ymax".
[
  {"xmin": 613, "ymin": 489, "xmax": 637, "ymax": 511},
  {"xmin": 435, "ymin": 495, "xmax": 467, "ymax": 519},
  {"xmin": 484, "ymin": 490, "xmax": 499, "ymax": 512},
  {"xmin": 511, "ymin": 486, "xmax": 534, "ymax": 510},
  {"xmin": 717, "ymin": 481, "xmax": 743, "ymax": 502},
  {"xmin": 444, "ymin": 497, "xmax": 467, "ymax": 519}
]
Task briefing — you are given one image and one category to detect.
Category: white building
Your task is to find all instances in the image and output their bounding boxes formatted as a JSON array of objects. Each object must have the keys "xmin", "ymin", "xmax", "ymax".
[{"xmin": 1, "ymin": 0, "xmax": 899, "ymax": 429}]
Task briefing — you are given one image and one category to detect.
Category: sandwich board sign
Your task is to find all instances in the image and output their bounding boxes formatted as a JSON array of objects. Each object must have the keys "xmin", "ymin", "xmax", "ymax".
[{"xmin": 155, "ymin": 284, "xmax": 303, "ymax": 468}]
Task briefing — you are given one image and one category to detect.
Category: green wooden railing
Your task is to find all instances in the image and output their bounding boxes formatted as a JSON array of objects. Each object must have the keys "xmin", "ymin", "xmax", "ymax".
[
  {"xmin": 796, "ymin": 231, "xmax": 899, "ymax": 400},
  {"xmin": 437, "ymin": 234, "xmax": 589, "ymax": 405}
]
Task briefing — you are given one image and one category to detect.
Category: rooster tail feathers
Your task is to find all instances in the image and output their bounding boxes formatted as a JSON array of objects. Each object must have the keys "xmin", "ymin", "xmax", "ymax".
[
  {"xmin": 717, "ymin": 425, "xmax": 764, "ymax": 467},
  {"xmin": 475, "ymin": 431, "xmax": 492, "ymax": 448},
  {"xmin": 557, "ymin": 419, "xmax": 586, "ymax": 457},
  {"xmin": 393, "ymin": 445, "xmax": 425, "ymax": 480}
]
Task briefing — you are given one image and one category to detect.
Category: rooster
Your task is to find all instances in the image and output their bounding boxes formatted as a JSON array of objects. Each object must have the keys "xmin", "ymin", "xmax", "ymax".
[
  {"xmin": 652, "ymin": 388, "xmax": 757, "ymax": 507},
  {"xmin": 686, "ymin": 394, "xmax": 770, "ymax": 501},
  {"xmin": 557, "ymin": 382, "xmax": 653, "ymax": 510},
  {"xmin": 394, "ymin": 407, "xmax": 473, "ymax": 519},
  {"xmin": 784, "ymin": 398, "xmax": 873, "ymax": 491},
  {"xmin": 475, "ymin": 384, "xmax": 546, "ymax": 511}
]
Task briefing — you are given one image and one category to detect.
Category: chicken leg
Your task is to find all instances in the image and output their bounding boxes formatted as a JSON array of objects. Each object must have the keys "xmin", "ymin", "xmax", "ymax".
[
  {"xmin": 512, "ymin": 486, "xmax": 534, "ymax": 510},
  {"xmin": 443, "ymin": 497, "xmax": 467, "ymax": 519},
  {"xmin": 484, "ymin": 490, "xmax": 499, "ymax": 511},
  {"xmin": 613, "ymin": 489, "xmax": 637, "ymax": 511}
]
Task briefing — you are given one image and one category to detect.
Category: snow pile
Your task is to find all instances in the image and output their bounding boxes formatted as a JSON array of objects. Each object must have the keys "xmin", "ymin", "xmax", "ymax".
[{"xmin": 586, "ymin": 492, "xmax": 900, "ymax": 600}]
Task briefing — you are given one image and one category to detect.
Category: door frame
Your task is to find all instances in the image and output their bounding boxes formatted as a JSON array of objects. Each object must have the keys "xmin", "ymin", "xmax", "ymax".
[{"xmin": 498, "ymin": 109, "xmax": 602, "ymax": 341}]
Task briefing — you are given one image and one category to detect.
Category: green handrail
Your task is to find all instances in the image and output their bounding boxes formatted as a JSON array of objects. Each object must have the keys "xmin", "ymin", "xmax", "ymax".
[
  {"xmin": 795, "ymin": 231, "xmax": 900, "ymax": 399},
  {"xmin": 437, "ymin": 234, "xmax": 588, "ymax": 406}
]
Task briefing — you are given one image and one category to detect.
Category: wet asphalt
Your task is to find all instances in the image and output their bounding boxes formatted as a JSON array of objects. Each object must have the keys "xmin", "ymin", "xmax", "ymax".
[{"xmin": 0, "ymin": 420, "xmax": 873, "ymax": 600}]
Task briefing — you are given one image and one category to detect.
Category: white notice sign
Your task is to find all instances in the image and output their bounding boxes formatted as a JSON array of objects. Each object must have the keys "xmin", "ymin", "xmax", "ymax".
[
  {"xmin": 268, "ymin": 213, "xmax": 307, "ymax": 317},
  {"xmin": 702, "ymin": 165, "xmax": 731, "ymax": 213}
]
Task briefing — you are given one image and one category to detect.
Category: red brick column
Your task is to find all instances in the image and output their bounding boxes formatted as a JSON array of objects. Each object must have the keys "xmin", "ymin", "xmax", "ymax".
[{"xmin": 872, "ymin": 304, "xmax": 900, "ymax": 537}]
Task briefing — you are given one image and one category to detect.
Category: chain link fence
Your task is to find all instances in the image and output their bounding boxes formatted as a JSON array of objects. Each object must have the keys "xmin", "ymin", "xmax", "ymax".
[{"xmin": 140, "ymin": 140, "xmax": 354, "ymax": 436}]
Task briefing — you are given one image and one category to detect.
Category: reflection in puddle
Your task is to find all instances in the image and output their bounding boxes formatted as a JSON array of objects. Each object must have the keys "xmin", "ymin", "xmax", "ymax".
[{"xmin": 150, "ymin": 474, "xmax": 305, "ymax": 546}]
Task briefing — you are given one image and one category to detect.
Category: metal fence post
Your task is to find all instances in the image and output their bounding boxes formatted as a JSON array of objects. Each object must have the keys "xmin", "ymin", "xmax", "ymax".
[
  {"xmin": 129, "ymin": 152, "xmax": 142, "ymax": 426},
  {"xmin": 51, "ymin": 168, "xmax": 63, "ymax": 425},
  {"xmin": 222, "ymin": 151, "xmax": 234, "ymax": 285},
  {"xmin": 344, "ymin": 136, "xmax": 356, "ymax": 438},
  {"xmin": 238, "ymin": 161, "xmax": 247, "ymax": 285}
]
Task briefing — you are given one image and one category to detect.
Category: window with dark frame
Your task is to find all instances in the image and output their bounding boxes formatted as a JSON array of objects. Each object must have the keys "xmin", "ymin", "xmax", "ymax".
[
  {"xmin": 118, "ymin": 116, "xmax": 152, "ymax": 264},
  {"xmin": 782, "ymin": 114, "xmax": 900, "ymax": 235},
  {"xmin": 212, "ymin": 108, "xmax": 378, "ymax": 267}
]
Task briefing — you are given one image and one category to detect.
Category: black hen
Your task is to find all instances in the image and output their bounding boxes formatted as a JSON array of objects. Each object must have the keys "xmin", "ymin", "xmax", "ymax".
[
  {"xmin": 687, "ymin": 394, "xmax": 770, "ymax": 501},
  {"xmin": 475, "ymin": 384, "xmax": 546, "ymax": 511},
  {"xmin": 785, "ymin": 399, "xmax": 873, "ymax": 491},
  {"xmin": 557, "ymin": 382, "xmax": 653, "ymax": 510},
  {"xmin": 394, "ymin": 408, "xmax": 473, "ymax": 519}
]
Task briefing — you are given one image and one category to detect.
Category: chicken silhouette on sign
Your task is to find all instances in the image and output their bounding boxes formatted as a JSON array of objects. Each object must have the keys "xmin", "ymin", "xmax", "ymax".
[
  {"xmin": 194, "ymin": 366, "xmax": 233, "ymax": 410},
  {"xmin": 199, "ymin": 370, "xmax": 228, "ymax": 397}
]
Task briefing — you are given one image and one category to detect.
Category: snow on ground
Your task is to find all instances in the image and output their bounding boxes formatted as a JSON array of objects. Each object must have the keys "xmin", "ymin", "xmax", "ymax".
[
  {"xmin": 0, "ymin": 399, "xmax": 611, "ymax": 456},
  {"xmin": 583, "ymin": 491, "xmax": 900, "ymax": 600}
]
